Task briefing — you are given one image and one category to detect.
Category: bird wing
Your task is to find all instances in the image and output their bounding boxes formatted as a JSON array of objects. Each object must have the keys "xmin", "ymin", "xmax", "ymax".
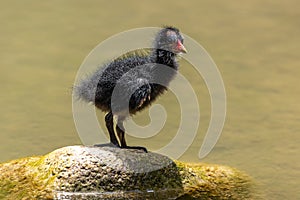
[
  {"xmin": 111, "ymin": 76, "xmax": 151, "ymax": 113},
  {"xmin": 130, "ymin": 80, "xmax": 152, "ymax": 109}
]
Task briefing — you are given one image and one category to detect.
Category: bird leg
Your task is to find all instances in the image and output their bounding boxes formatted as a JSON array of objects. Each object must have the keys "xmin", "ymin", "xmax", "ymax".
[
  {"xmin": 116, "ymin": 117, "xmax": 127, "ymax": 147},
  {"xmin": 116, "ymin": 117, "xmax": 148, "ymax": 153},
  {"xmin": 105, "ymin": 111, "xmax": 120, "ymax": 147}
]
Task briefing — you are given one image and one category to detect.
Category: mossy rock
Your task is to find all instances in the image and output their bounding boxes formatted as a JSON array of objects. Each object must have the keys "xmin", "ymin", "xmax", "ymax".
[
  {"xmin": 175, "ymin": 161, "xmax": 256, "ymax": 199},
  {"xmin": 0, "ymin": 146, "xmax": 256, "ymax": 199}
]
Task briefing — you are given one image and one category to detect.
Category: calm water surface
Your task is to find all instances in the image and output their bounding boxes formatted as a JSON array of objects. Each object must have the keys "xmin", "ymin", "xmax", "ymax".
[{"xmin": 0, "ymin": 1, "xmax": 299, "ymax": 199}]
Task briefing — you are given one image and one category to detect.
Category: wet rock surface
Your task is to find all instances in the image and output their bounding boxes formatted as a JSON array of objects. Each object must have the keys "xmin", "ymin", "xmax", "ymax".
[
  {"xmin": 48, "ymin": 146, "xmax": 182, "ymax": 196},
  {"xmin": 0, "ymin": 145, "xmax": 256, "ymax": 200}
]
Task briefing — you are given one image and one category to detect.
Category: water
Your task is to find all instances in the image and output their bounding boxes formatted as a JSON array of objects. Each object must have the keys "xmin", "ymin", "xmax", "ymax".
[{"xmin": 0, "ymin": 1, "xmax": 299, "ymax": 199}]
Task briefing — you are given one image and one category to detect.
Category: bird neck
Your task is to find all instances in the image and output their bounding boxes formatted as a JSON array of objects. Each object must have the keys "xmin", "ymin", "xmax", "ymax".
[{"xmin": 153, "ymin": 49, "xmax": 178, "ymax": 69}]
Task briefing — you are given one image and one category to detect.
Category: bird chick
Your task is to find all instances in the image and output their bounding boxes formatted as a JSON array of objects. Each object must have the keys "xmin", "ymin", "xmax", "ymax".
[{"xmin": 75, "ymin": 26, "xmax": 187, "ymax": 152}]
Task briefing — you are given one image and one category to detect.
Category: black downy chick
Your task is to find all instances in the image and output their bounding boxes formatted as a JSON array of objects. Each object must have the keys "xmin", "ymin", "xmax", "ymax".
[{"xmin": 75, "ymin": 26, "xmax": 187, "ymax": 152}]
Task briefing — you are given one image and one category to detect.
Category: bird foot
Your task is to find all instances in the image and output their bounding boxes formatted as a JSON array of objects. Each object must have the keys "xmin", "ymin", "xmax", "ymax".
[
  {"xmin": 94, "ymin": 143, "xmax": 147, "ymax": 153},
  {"xmin": 121, "ymin": 145, "xmax": 148, "ymax": 153},
  {"xmin": 94, "ymin": 142, "xmax": 120, "ymax": 148}
]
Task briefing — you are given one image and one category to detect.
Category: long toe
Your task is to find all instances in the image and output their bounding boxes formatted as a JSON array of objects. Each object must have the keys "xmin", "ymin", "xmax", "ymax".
[
  {"xmin": 121, "ymin": 146, "xmax": 148, "ymax": 153},
  {"xmin": 94, "ymin": 143, "xmax": 120, "ymax": 148}
]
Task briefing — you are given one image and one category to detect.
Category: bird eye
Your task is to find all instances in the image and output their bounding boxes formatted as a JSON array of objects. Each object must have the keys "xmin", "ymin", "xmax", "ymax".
[{"xmin": 179, "ymin": 35, "xmax": 184, "ymax": 44}]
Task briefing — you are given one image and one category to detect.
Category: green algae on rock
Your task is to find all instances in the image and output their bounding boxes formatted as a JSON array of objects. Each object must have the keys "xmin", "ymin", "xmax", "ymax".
[
  {"xmin": 175, "ymin": 161, "xmax": 255, "ymax": 199},
  {"xmin": 0, "ymin": 146, "xmax": 255, "ymax": 199},
  {"xmin": 0, "ymin": 156, "xmax": 54, "ymax": 199}
]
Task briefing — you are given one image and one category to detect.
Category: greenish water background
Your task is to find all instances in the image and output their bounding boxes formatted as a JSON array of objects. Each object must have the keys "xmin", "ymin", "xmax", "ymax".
[{"xmin": 0, "ymin": 1, "xmax": 299, "ymax": 199}]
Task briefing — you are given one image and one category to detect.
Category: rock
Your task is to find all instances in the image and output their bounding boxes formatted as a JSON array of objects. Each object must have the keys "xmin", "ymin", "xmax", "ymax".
[
  {"xmin": 174, "ymin": 161, "xmax": 258, "ymax": 200},
  {"xmin": 0, "ymin": 146, "xmax": 256, "ymax": 200}
]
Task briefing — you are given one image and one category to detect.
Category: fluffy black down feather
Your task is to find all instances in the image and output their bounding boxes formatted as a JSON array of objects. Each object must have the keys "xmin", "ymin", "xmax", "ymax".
[{"xmin": 74, "ymin": 26, "xmax": 183, "ymax": 117}]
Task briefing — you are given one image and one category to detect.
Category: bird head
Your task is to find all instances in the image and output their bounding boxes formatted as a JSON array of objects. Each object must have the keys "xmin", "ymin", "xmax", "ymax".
[{"xmin": 155, "ymin": 26, "xmax": 187, "ymax": 54}]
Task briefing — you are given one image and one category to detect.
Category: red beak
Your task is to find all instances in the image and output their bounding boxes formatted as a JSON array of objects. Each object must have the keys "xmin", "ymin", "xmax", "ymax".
[{"xmin": 177, "ymin": 40, "xmax": 187, "ymax": 53}]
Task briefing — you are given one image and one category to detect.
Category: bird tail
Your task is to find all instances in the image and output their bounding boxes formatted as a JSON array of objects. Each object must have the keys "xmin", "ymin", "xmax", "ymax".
[{"xmin": 73, "ymin": 78, "xmax": 98, "ymax": 104}]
